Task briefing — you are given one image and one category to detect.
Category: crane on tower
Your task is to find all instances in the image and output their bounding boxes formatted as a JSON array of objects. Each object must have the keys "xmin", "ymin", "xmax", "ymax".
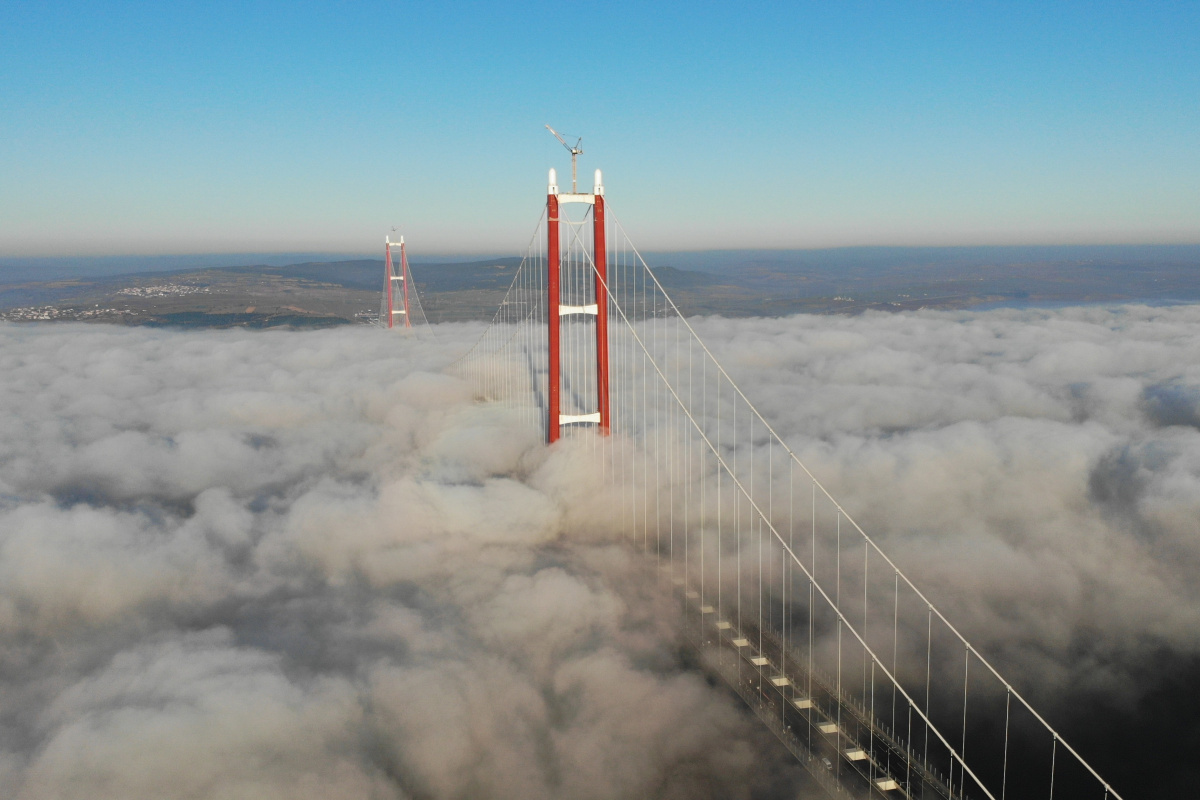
[{"xmin": 544, "ymin": 124, "xmax": 583, "ymax": 193}]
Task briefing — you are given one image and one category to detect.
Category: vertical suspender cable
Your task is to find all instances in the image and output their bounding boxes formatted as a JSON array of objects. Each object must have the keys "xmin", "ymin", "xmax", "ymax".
[
  {"xmin": 1050, "ymin": 735, "xmax": 1057, "ymax": 800},
  {"xmin": 892, "ymin": 570, "xmax": 899, "ymax": 738},
  {"xmin": 708, "ymin": 347, "xmax": 717, "ymax": 608},
  {"xmin": 925, "ymin": 605, "xmax": 933, "ymax": 769},
  {"xmin": 870, "ymin": 660, "xmax": 876, "ymax": 793},
  {"xmin": 864, "ymin": 540, "xmax": 869, "ymax": 705},
  {"xmin": 836, "ymin": 509, "xmax": 842, "ymax": 781},
  {"xmin": 1001, "ymin": 687, "xmax": 1011, "ymax": 800},
  {"xmin": 962, "ymin": 645, "xmax": 970, "ymax": 771},
  {"xmin": 787, "ymin": 458, "xmax": 794, "ymax": 686}
]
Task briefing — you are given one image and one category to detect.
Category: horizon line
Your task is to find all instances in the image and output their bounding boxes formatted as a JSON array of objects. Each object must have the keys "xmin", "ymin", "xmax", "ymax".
[{"xmin": 4, "ymin": 240, "xmax": 1200, "ymax": 265}]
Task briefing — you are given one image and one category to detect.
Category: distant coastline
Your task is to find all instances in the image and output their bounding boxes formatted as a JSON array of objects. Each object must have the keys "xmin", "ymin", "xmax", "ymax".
[{"xmin": 3, "ymin": 244, "xmax": 1199, "ymax": 328}]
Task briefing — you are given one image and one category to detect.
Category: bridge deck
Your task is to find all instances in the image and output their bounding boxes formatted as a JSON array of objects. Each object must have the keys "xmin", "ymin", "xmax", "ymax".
[{"xmin": 676, "ymin": 577, "xmax": 960, "ymax": 800}]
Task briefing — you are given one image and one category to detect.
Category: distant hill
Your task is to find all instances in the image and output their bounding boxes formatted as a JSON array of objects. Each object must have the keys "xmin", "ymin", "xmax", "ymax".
[
  {"xmin": 215, "ymin": 257, "xmax": 525, "ymax": 293},
  {"xmin": 4, "ymin": 245, "xmax": 1200, "ymax": 327}
]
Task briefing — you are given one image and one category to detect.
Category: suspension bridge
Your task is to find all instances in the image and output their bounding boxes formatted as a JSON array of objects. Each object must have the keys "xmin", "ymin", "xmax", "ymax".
[{"xmin": 414, "ymin": 166, "xmax": 1124, "ymax": 800}]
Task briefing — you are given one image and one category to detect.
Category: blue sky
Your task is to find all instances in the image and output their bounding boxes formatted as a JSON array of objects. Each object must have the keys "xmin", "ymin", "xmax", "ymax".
[{"xmin": 2, "ymin": 1, "xmax": 1197, "ymax": 257}]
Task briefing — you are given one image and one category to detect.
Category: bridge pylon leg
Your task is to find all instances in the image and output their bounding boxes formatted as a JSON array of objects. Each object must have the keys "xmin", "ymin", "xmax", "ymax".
[
  {"xmin": 594, "ymin": 187, "xmax": 610, "ymax": 435},
  {"xmin": 547, "ymin": 180, "xmax": 562, "ymax": 443},
  {"xmin": 384, "ymin": 241, "xmax": 395, "ymax": 329}
]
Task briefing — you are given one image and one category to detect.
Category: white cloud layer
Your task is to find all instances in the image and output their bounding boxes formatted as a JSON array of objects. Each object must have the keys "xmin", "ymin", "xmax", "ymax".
[
  {"xmin": 0, "ymin": 323, "xmax": 780, "ymax": 800},
  {"xmin": 2, "ymin": 304, "xmax": 1199, "ymax": 797},
  {"xmin": 690, "ymin": 305, "xmax": 1200, "ymax": 705}
]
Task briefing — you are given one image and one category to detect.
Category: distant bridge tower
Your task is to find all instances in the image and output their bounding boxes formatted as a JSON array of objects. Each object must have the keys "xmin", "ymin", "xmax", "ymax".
[
  {"xmin": 547, "ymin": 167, "xmax": 610, "ymax": 442},
  {"xmin": 383, "ymin": 235, "xmax": 411, "ymax": 329}
]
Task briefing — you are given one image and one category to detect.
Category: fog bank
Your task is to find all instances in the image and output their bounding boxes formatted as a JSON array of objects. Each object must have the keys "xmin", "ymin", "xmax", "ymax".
[
  {"xmin": 4, "ymin": 304, "xmax": 1200, "ymax": 797},
  {"xmin": 0, "ymin": 323, "xmax": 787, "ymax": 800}
]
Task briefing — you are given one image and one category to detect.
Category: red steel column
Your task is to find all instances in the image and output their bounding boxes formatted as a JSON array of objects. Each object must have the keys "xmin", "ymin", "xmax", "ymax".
[
  {"xmin": 400, "ymin": 240, "xmax": 412, "ymax": 329},
  {"xmin": 593, "ymin": 195, "xmax": 610, "ymax": 434},
  {"xmin": 547, "ymin": 192, "xmax": 561, "ymax": 443},
  {"xmin": 384, "ymin": 243, "xmax": 395, "ymax": 329}
]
